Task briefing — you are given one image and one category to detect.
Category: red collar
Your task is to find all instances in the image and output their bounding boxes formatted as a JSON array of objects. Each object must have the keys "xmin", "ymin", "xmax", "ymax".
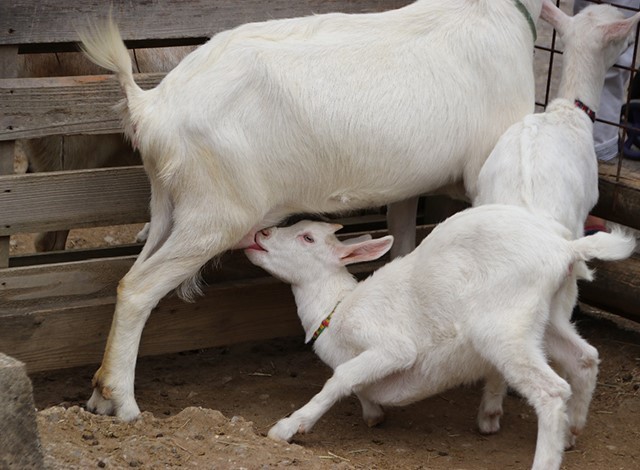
[{"xmin": 575, "ymin": 99, "xmax": 596, "ymax": 122}]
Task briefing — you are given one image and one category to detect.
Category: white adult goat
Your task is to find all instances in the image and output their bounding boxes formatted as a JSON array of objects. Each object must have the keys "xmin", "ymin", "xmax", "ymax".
[
  {"xmin": 472, "ymin": 4, "xmax": 640, "ymax": 447},
  {"xmin": 244, "ymin": 207, "xmax": 636, "ymax": 470},
  {"xmin": 79, "ymin": 0, "xmax": 543, "ymax": 421}
]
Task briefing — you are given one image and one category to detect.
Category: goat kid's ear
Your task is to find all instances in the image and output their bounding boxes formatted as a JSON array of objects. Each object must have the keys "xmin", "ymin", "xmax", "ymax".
[
  {"xmin": 338, "ymin": 236, "xmax": 394, "ymax": 266},
  {"xmin": 603, "ymin": 12, "xmax": 640, "ymax": 44},
  {"xmin": 540, "ymin": 0, "xmax": 570, "ymax": 35},
  {"xmin": 342, "ymin": 234, "xmax": 373, "ymax": 245}
]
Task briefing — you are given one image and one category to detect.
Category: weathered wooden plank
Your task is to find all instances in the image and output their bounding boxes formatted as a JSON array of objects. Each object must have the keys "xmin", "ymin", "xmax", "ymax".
[
  {"xmin": 579, "ymin": 253, "xmax": 640, "ymax": 324},
  {"xmin": 1, "ymin": 0, "xmax": 409, "ymax": 47},
  {"xmin": 0, "ymin": 166, "xmax": 150, "ymax": 236},
  {"xmin": 9, "ymin": 244, "xmax": 142, "ymax": 268},
  {"xmin": 0, "ymin": 73, "xmax": 163, "ymax": 141},
  {"xmin": 0, "ymin": 279, "xmax": 302, "ymax": 373},
  {"xmin": 593, "ymin": 163, "xmax": 640, "ymax": 231},
  {"xmin": 0, "ymin": 256, "xmax": 134, "ymax": 316},
  {"xmin": 0, "ymin": 250, "xmax": 273, "ymax": 315}
]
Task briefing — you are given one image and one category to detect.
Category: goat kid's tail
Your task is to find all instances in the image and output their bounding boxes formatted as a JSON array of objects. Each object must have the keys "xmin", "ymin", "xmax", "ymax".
[
  {"xmin": 571, "ymin": 227, "xmax": 636, "ymax": 263},
  {"xmin": 78, "ymin": 18, "xmax": 144, "ymax": 140}
]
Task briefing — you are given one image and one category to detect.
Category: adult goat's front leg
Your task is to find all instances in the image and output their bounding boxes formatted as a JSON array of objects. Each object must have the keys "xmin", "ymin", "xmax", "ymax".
[{"xmin": 387, "ymin": 197, "xmax": 419, "ymax": 258}]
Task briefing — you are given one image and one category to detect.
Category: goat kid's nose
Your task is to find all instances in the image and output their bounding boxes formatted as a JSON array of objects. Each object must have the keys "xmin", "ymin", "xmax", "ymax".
[{"xmin": 260, "ymin": 228, "xmax": 273, "ymax": 238}]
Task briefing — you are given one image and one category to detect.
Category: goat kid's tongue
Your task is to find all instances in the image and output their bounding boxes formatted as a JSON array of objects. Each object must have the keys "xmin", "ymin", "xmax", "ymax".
[
  {"xmin": 233, "ymin": 230, "xmax": 263, "ymax": 251},
  {"xmin": 242, "ymin": 232, "xmax": 268, "ymax": 252}
]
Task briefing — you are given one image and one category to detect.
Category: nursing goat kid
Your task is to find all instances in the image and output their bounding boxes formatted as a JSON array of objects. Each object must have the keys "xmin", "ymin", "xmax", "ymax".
[
  {"xmin": 79, "ymin": 0, "xmax": 543, "ymax": 421},
  {"xmin": 472, "ymin": 4, "xmax": 640, "ymax": 448},
  {"xmin": 244, "ymin": 206, "xmax": 636, "ymax": 470}
]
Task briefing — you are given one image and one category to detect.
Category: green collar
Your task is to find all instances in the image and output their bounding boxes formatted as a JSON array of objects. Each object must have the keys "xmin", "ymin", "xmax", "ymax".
[
  {"xmin": 513, "ymin": 0, "xmax": 537, "ymax": 42},
  {"xmin": 308, "ymin": 300, "xmax": 342, "ymax": 344}
]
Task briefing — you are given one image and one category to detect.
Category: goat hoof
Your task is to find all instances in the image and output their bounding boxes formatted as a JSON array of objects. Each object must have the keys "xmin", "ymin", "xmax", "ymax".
[
  {"xmin": 268, "ymin": 418, "xmax": 297, "ymax": 443},
  {"xmin": 565, "ymin": 428, "xmax": 579, "ymax": 450},
  {"xmin": 365, "ymin": 413, "xmax": 385, "ymax": 428},
  {"xmin": 478, "ymin": 411, "xmax": 502, "ymax": 435},
  {"xmin": 87, "ymin": 388, "xmax": 115, "ymax": 416}
]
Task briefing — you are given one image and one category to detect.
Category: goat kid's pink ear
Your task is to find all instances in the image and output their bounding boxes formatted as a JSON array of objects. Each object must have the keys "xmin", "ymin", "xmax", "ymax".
[
  {"xmin": 338, "ymin": 235, "xmax": 394, "ymax": 266},
  {"xmin": 540, "ymin": 0, "xmax": 569, "ymax": 35},
  {"xmin": 342, "ymin": 234, "xmax": 373, "ymax": 245},
  {"xmin": 603, "ymin": 12, "xmax": 640, "ymax": 44}
]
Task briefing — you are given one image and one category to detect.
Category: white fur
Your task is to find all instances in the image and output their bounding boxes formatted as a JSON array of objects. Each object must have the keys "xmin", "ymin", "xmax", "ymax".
[
  {"xmin": 78, "ymin": 0, "xmax": 544, "ymax": 421},
  {"xmin": 472, "ymin": 3, "xmax": 640, "ymax": 450},
  {"xmin": 244, "ymin": 205, "xmax": 636, "ymax": 470}
]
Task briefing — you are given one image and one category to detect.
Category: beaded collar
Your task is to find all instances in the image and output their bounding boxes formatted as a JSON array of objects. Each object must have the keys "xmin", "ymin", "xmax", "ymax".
[
  {"xmin": 307, "ymin": 300, "xmax": 342, "ymax": 345},
  {"xmin": 575, "ymin": 99, "xmax": 596, "ymax": 123},
  {"xmin": 513, "ymin": 0, "xmax": 537, "ymax": 42}
]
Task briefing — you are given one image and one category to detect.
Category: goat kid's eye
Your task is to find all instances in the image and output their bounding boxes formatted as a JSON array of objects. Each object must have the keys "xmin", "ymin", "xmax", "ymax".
[{"xmin": 302, "ymin": 234, "xmax": 315, "ymax": 243}]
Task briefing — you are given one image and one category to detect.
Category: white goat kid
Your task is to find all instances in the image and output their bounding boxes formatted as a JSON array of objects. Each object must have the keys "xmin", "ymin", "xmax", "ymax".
[
  {"xmin": 244, "ymin": 206, "xmax": 636, "ymax": 470},
  {"xmin": 473, "ymin": 3, "xmax": 640, "ymax": 448},
  {"xmin": 475, "ymin": 2, "xmax": 640, "ymax": 237},
  {"xmin": 79, "ymin": 0, "xmax": 544, "ymax": 421}
]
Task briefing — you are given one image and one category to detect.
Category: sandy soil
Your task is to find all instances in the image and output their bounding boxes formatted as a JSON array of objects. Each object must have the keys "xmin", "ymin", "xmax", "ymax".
[{"xmin": 31, "ymin": 311, "xmax": 639, "ymax": 470}]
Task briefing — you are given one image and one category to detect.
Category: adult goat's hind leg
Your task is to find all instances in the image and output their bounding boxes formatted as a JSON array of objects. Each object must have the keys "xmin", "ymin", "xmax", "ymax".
[{"xmin": 87, "ymin": 218, "xmax": 241, "ymax": 421}]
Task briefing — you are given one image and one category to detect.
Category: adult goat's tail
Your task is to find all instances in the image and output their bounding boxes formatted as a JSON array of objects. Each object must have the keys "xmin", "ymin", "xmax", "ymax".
[
  {"xmin": 78, "ymin": 18, "xmax": 145, "ymax": 142},
  {"xmin": 571, "ymin": 227, "xmax": 636, "ymax": 263}
]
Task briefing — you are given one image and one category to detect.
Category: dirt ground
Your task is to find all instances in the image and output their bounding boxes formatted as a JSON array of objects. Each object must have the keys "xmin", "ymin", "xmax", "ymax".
[{"xmin": 28, "ymin": 308, "xmax": 639, "ymax": 470}]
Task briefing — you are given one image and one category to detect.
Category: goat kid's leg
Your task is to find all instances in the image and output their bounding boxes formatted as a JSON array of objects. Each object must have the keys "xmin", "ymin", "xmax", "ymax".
[
  {"xmin": 546, "ymin": 277, "xmax": 599, "ymax": 449},
  {"xmin": 387, "ymin": 197, "xmax": 419, "ymax": 258},
  {"xmin": 357, "ymin": 393, "xmax": 385, "ymax": 427},
  {"xmin": 87, "ymin": 230, "xmax": 228, "ymax": 421},
  {"xmin": 495, "ymin": 347, "xmax": 571, "ymax": 470},
  {"xmin": 477, "ymin": 368, "xmax": 507, "ymax": 434},
  {"xmin": 546, "ymin": 322, "xmax": 598, "ymax": 450},
  {"xmin": 268, "ymin": 349, "xmax": 414, "ymax": 442},
  {"xmin": 546, "ymin": 280, "xmax": 599, "ymax": 449}
]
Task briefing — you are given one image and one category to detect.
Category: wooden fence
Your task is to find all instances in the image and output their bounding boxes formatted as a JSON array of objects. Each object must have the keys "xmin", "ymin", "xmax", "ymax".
[{"xmin": 0, "ymin": 0, "xmax": 638, "ymax": 374}]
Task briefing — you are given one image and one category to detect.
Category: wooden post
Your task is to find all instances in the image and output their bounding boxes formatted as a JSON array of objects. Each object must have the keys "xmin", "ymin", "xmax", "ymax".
[{"xmin": 0, "ymin": 46, "xmax": 18, "ymax": 268}]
